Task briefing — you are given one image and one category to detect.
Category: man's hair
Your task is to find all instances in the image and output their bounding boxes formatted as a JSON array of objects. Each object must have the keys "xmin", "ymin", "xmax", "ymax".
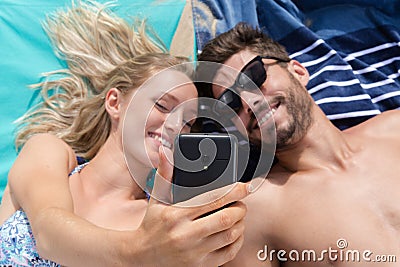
[
  {"xmin": 196, "ymin": 22, "xmax": 291, "ymax": 98},
  {"xmin": 199, "ymin": 22, "xmax": 290, "ymax": 64},
  {"xmin": 15, "ymin": 1, "xmax": 190, "ymax": 159}
]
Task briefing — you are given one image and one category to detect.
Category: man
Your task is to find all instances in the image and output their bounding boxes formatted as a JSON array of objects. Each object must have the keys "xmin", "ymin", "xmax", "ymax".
[{"xmin": 198, "ymin": 22, "xmax": 400, "ymax": 266}]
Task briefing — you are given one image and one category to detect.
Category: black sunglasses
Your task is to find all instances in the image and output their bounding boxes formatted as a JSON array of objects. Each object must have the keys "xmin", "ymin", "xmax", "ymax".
[{"xmin": 213, "ymin": 55, "xmax": 290, "ymax": 118}]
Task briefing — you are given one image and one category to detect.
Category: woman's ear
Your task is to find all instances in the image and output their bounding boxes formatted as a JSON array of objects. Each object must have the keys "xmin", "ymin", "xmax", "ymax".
[
  {"xmin": 288, "ymin": 60, "xmax": 309, "ymax": 86},
  {"xmin": 105, "ymin": 88, "xmax": 122, "ymax": 120}
]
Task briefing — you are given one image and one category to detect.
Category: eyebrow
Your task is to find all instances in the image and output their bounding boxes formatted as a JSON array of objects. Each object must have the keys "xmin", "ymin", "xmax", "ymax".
[
  {"xmin": 160, "ymin": 92, "xmax": 198, "ymax": 113},
  {"xmin": 160, "ymin": 92, "xmax": 179, "ymax": 102}
]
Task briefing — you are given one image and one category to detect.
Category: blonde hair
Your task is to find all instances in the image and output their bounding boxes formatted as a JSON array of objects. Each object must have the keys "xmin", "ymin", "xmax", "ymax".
[{"xmin": 15, "ymin": 1, "xmax": 190, "ymax": 159}]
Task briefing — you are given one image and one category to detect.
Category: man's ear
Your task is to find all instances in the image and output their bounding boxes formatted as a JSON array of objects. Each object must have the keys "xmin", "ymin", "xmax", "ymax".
[
  {"xmin": 105, "ymin": 87, "xmax": 122, "ymax": 120},
  {"xmin": 288, "ymin": 60, "xmax": 309, "ymax": 86}
]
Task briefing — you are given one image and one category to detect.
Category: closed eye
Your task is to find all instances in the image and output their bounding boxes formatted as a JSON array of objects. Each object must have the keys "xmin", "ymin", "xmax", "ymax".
[
  {"xmin": 183, "ymin": 116, "xmax": 197, "ymax": 128},
  {"xmin": 183, "ymin": 119, "xmax": 193, "ymax": 128},
  {"xmin": 155, "ymin": 102, "xmax": 169, "ymax": 113}
]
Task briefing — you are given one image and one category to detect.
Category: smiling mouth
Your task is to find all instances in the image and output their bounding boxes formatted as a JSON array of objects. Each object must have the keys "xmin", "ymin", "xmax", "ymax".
[
  {"xmin": 148, "ymin": 132, "xmax": 172, "ymax": 149},
  {"xmin": 252, "ymin": 101, "xmax": 281, "ymax": 130}
]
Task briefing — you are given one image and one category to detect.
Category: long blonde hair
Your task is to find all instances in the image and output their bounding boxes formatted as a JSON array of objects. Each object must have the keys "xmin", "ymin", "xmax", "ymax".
[{"xmin": 15, "ymin": 1, "xmax": 190, "ymax": 159}]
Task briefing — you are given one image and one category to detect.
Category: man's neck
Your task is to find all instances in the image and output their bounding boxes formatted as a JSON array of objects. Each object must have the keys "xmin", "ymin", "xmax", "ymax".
[{"xmin": 275, "ymin": 106, "xmax": 356, "ymax": 172}]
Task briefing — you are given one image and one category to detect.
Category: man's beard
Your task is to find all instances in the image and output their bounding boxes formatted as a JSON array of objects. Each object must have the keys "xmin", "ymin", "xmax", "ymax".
[
  {"xmin": 249, "ymin": 71, "xmax": 313, "ymax": 150},
  {"xmin": 275, "ymin": 72, "xmax": 313, "ymax": 149}
]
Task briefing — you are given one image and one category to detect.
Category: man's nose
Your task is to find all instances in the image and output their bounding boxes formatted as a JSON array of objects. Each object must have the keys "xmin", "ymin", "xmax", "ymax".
[{"xmin": 240, "ymin": 90, "xmax": 264, "ymax": 114}]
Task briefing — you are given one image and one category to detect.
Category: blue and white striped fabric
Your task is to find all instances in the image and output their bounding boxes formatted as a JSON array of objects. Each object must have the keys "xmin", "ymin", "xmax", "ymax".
[
  {"xmin": 279, "ymin": 25, "xmax": 400, "ymax": 129},
  {"xmin": 193, "ymin": 0, "xmax": 400, "ymax": 130},
  {"xmin": 193, "ymin": 0, "xmax": 400, "ymax": 181}
]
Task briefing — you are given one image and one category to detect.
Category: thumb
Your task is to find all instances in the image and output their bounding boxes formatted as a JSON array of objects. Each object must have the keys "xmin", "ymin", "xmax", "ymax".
[{"xmin": 149, "ymin": 146, "xmax": 174, "ymax": 205}]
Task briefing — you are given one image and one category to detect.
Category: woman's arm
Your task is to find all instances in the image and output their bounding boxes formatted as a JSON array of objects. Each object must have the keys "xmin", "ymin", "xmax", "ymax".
[
  {"xmin": 8, "ymin": 133, "xmax": 123, "ymax": 266},
  {"xmin": 8, "ymin": 133, "xmax": 250, "ymax": 266}
]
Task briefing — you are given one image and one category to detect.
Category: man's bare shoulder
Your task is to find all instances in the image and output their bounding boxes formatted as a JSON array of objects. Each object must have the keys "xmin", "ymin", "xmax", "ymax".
[
  {"xmin": 247, "ymin": 164, "xmax": 293, "ymax": 197},
  {"xmin": 345, "ymin": 110, "xmax": 400, "ymax": 138},
  {"xmin": 244, "ymin": 165, "xmax": 293, "ymax": 228},
  {"xmin": 245, "ymin": 163, "xmax": 331, "ymax": 231},
  {"xmin": 228, "ymin": 166, "xmax": 301, "ymax": 267}
]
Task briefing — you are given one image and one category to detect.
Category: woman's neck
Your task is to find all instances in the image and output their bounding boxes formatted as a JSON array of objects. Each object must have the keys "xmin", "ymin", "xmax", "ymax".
[{"xmin": 80, "ymin": 136, "xmax": 151, "ymax": 201}]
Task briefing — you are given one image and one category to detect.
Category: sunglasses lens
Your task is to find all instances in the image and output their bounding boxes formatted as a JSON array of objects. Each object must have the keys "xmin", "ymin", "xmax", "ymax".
[
  {"xmin": 213, "ymin": 57, "xmax": 268, "ymax": 118},
  {"xmin": 215, "ymin": 89, "xmax": 242, "ymax": 117},
  {"xmin": 237, "ymin": 60, "xmax": 266, "ymax": 90}
]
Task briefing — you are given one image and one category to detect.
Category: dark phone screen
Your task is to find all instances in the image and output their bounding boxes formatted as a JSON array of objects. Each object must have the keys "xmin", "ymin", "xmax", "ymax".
[{"xmin": 172, "ymin": 133, "xmax": 238, "ymax": 204}]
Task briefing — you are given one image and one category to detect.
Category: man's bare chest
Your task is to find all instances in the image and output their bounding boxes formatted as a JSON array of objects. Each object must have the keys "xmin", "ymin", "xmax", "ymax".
[{"xmin": 275, "ymin": 164, "xmax": 400, "ymax": 266}]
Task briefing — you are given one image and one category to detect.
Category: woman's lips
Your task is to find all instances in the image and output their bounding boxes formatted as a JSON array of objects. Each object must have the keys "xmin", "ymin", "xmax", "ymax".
[{"xmin": 148, "ymin": 132, "xmax": 172, "ymax": 149}]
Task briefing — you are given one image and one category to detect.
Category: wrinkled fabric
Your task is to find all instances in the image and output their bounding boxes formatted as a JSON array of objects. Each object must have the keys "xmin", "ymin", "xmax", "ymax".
[
  {"xmin": 193, "ymin": 0, "xmax": 400, "ymax": 130},
  {"xmin": 0, "ymin": 210, "xmax": 60, "ymax": 267}
]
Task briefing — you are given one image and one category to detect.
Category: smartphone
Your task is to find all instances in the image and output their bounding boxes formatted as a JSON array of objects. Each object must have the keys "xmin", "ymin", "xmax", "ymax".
[{"xmin": 172, "ymin": 133, "xmax": 238, "ymax": 204}]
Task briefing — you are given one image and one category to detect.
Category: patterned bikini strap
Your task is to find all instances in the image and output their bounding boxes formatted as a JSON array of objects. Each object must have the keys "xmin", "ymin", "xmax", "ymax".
[{"xmin": 69, "ymin": 162, "xmax": 89, "ymax": 176}]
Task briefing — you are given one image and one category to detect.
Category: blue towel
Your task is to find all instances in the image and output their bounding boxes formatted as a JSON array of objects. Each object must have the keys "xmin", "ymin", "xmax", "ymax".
[{"xmin": 0, "ymin": 0, "xmax": 186, "ymax": 199}]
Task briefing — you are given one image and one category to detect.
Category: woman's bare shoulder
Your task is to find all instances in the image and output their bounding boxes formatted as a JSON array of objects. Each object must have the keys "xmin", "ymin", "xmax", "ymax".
[
  {"xmin": 23, "ymin": 133, "xmax": 73, "ymax": 151},
  {"xmin": 14, "ymin": 133, "xmax": 77, "ymax": 174}
]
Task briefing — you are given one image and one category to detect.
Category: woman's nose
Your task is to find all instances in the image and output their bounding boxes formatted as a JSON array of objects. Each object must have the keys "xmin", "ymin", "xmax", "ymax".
[{"xmin": 164, "ymin": 108, "xmax": 183, "ymax": 135}]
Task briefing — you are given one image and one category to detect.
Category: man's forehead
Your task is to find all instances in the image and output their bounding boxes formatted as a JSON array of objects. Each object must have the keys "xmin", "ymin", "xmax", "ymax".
[
  {"xmin": 224, "ymin": 50, "xmax": 257, "ymax": 70},
  {"xmin": 213, "ymin": 50, "xmax": 257, "ymax": 88}
]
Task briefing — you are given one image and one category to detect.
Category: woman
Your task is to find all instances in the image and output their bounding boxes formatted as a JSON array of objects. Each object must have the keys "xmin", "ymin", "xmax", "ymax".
[{"xmin": 0, "ymin": 2, "xmax": 249, "ymax": 266}]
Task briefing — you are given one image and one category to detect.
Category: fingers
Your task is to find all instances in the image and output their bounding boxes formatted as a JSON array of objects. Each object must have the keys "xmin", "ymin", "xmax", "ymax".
[
  {"xmin": 194, "ymin": 201, "xmax": 246, "ymax": 236},
  {"xmin": 182, "ymin": 182, "xmax": 251, "ymax": 219},
  {"xmin": 148, "ymin": 146, "xmax": 174, "ymax": 205},
  {"xmin": 205, "ymin": 234, "xmax": 245, "ymax": 267},
  {"xmin": 202, "ymin": 217, "xmax": 245, "ymax": 251}
]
